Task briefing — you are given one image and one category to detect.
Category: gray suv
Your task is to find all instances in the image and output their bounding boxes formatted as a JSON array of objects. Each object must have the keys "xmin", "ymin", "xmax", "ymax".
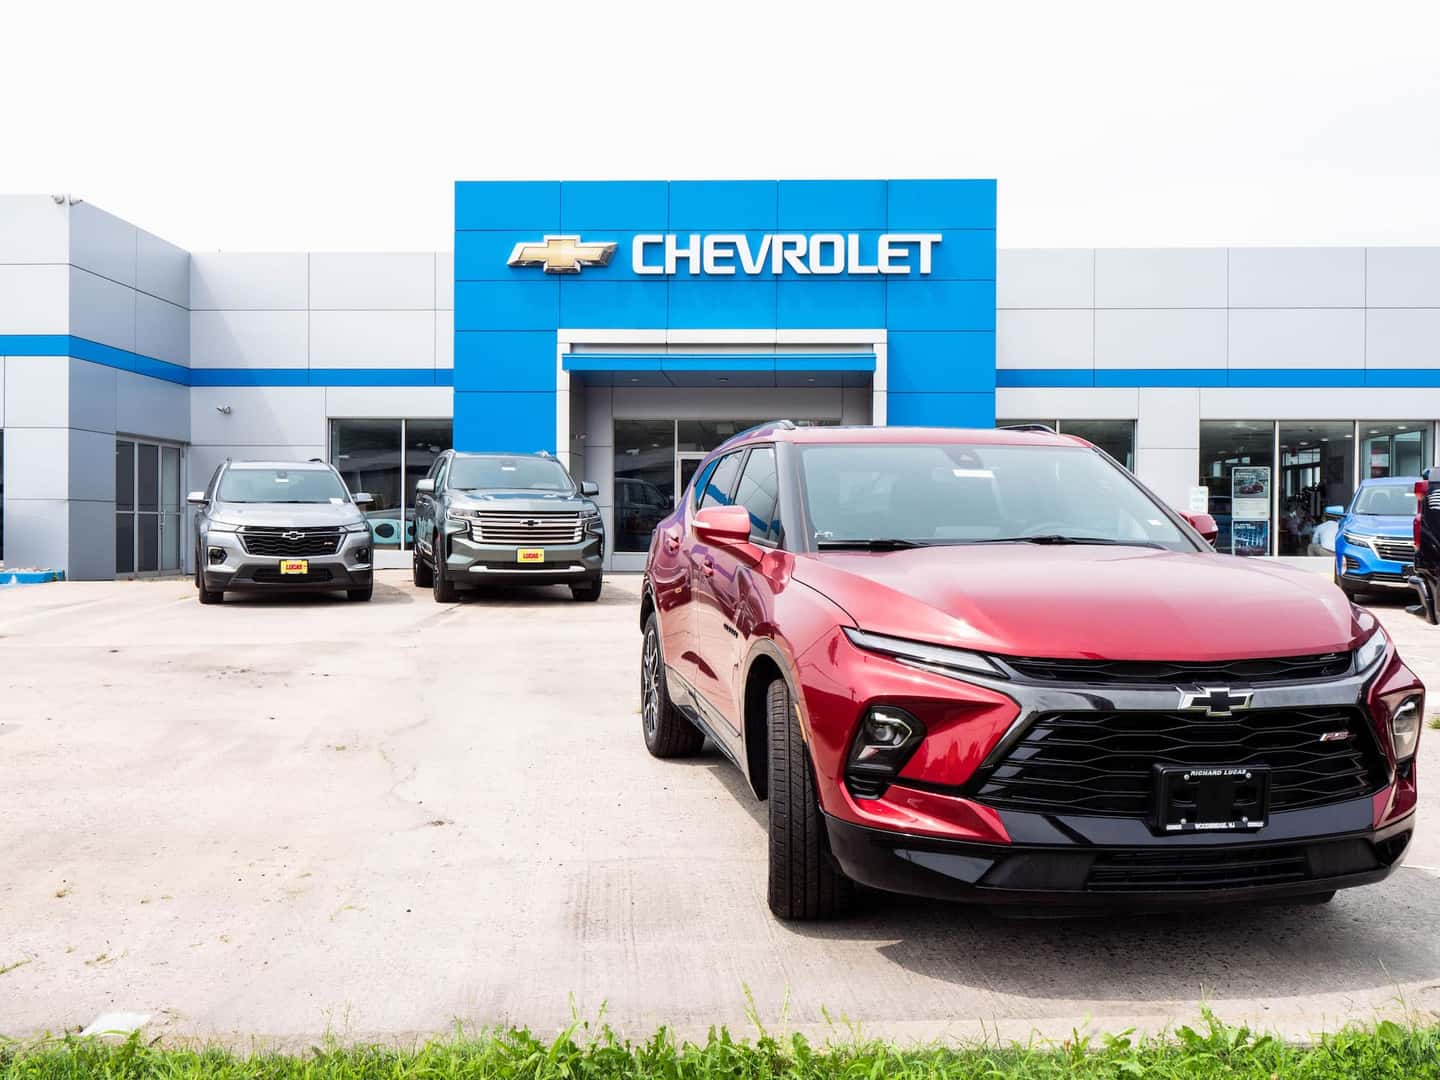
[
  {"xmin": 413, "ymin": 451, "xmax": 604, "ymax": 602},
  {"xmin": 189, "ymin": 460, "xmax": 376, "ymax": 604}
]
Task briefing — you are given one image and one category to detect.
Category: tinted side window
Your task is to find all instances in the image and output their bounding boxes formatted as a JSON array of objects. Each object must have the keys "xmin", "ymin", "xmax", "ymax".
[
  {"xmin": 692, "ymin": 459, "xmax": 719, "ymax": 509},
  {"xmin": 731, "ymin": 446, "xmax": 781, "ymax": 543},
  {"xmin": 433, "ymin": 455, "xmax": 449, "ymax": 491},
  {"xmin": 699, "ymin": 452, "xmax": 744, "ymax": 511}
]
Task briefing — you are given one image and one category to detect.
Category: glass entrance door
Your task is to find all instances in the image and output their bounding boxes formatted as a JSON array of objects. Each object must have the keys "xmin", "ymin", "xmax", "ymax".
[
  {"xmin": 676, "ymin": 453, "xmax": 708, "ymax": 507},
  {"xmin": 116, "ymin": 438, "xmax": 185, "ymax": 576}
]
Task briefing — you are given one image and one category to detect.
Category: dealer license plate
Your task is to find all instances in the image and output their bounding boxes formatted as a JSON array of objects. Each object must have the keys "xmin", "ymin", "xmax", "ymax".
[
  {"xmin": 279, "ymin": 559, "xmax": 309, "ymax": 575},
  {"xmin": 517, "ymin": 548, "xmax": 545, "ymax": 564},
  {"xmin": 1153, "ymin": 765, "xmax": 1269, "ymax": 833}
]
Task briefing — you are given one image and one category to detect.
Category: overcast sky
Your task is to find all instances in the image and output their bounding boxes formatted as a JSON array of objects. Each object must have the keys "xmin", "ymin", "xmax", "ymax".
[{"xmin": 4, "ymin": 0, "xmax": 1438, "ymax": 252}]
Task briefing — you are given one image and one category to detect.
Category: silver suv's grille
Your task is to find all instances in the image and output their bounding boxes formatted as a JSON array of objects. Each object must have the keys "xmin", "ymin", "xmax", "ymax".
[
  {"xmin": 1374, "ymin": 537, "xmax": 1415, "ymax": 562},
  {"xmin": 240, "ymin": 526, "xmax": 344, "ymax": 557},
  {"xmin": 469, "ymin": 511, "xmax": 583, "ymax": 545}
]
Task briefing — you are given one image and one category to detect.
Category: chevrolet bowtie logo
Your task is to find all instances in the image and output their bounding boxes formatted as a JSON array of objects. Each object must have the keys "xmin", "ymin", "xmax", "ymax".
[
  {"xmin": 1179, "ymin": 686, "xmax": 1253, "ymax": 717},
  {"xmin": 507, "ymin": 235, "xmax": 617, "ymax": 274}
]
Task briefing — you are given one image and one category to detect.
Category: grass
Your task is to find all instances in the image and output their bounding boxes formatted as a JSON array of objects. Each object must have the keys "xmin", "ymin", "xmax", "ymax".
[{"xmin": 4, "ymin": 1010, "xmax": 1440, "ymax": 1079}]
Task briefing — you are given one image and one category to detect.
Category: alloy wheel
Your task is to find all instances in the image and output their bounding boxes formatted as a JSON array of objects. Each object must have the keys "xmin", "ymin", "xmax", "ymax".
[{"xmin": 641, "ymin": 629, "xmax": 660, "ymax": 737}]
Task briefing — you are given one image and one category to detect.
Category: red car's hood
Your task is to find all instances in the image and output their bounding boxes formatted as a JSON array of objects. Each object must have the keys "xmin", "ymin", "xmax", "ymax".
[{"xmin": 792, "ymin": 545, "xmax": 1373, "ymax": 661}]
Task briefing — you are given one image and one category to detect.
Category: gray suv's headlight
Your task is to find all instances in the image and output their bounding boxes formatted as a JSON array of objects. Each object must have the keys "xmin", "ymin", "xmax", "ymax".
[
  {"xmin": 206, "ymin": 520, "xmax": 241, "ymax": 533},
  {"xmin": 342, "ymin": 521, "xmax": 371, "ymax": 533},
  {"xmin": 582, "ymin": 509, "xmax": 603, "ymax": 534}
]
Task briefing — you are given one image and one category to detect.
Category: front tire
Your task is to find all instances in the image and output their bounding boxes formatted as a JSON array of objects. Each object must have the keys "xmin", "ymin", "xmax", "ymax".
[
  {"xmin": 767, "ymin": 676, "xmax": 853, "ymax": 920},
  {"xmin": 570, "ymin": 575, "xmax": 603, "ymax": 602},
  {"xmin": 640, "ymin": 612, "xmax": 704, "ymax": 758},
  {"xmin": 347, "ymin": 583, "xmax": 373, "ymax": 602},
  {"xmin": 195, "ymin": 551, "xmax": 223, "ymax": 605},
  {"xmin": 412, "ymin": 545, "xmax": 433, "ymax": 588},
  {"xmin": 432, "ymin": 546, "xmax": 458, "ymax": 603}
]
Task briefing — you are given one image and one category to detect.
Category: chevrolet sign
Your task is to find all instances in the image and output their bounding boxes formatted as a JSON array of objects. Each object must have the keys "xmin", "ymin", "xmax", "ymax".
[{"xmin": 507, "ymin": 232, "xmax": 943, "ymax": 276}]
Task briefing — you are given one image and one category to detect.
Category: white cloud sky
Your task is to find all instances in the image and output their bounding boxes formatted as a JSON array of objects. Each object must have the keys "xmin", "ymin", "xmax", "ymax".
[{"xmin": 4, "ymin": 0, "xmax": 1437, "ymax": 252}]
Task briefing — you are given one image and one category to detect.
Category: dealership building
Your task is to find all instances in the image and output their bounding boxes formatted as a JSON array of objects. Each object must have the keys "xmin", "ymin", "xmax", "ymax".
[{"xmin": 1, "ymin": 179, "xmax": 1438, "ymax": 577}]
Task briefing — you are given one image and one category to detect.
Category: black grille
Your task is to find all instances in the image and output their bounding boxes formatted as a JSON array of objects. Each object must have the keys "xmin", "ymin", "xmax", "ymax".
[
  {"xmin": 240, "ymin": 527, "xmax": 343, "ymax": 557},
  {"xmin": 1000, "ymin": 653, "xmax": 1351, "ymax": 686},
  {"xmin": 976, "ymin": 707, "xmax": 1385, "ymax": 818},
  {"xmin": 1086, "ymin": 846, "xmax": 1309, "ymax": 892},
  {"xmin": 1344, "ymin": 555, "xmax": 1361, "ymax": 571},
  {"xmin": 251, "ymin": 567, "xmax": 334, "ymax": 583}
]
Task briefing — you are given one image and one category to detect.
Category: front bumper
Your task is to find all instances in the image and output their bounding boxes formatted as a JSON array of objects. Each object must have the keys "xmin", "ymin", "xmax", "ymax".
[
  {"xmin": 444, "ymin": 531, "xmax": 603, "ymax": 586},
  {"xmin": 1338, "ymin": 540, "xmax": 1414, "ymax": 589},
  {"xmin": 826, "ymin": 806, "xmax": 1413, "ymax": 907},
  {"xmin": 201, "ymin": 529, "xmax": 373, "ymax": 591}
]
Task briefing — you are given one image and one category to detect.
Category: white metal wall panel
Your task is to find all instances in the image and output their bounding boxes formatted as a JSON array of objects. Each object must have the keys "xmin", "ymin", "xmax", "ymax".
[
  {"xmin": 1227, "ymin": 247, "xmax": 1365, "ymax": 308},
  {"xmin": 190, "ymin": 310, "xmax": 308, "ymax": 369},
  {"xmin": 189, "ymin": 253, "xmax": 309, "ymax": 310},
  {"xmin": 309, "ymin": 253, "xmax": 436, "ymax": 310},
  {"xmin": 1095, "ymin": 248, "xmax": 1227, "ymax": 308},
  {"xmin": 1228, "ymin": 308, "xmax": 1364, "ymax": 369},
  {"xmin": 997, "ymin": 309, "xmax": 1093, "ymax": 369},
  {"xmin": 996, "ymin": 248, "xmax": 1093, "ymax": 308},
  {"xmin": 1095, "ymin": 309, "xmax": 1226, "ymax": 369}
]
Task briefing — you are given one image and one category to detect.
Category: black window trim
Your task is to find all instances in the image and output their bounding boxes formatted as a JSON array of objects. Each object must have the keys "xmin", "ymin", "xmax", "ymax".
[{"xmin": 731, "ymin": 443, "xmax": 782, "ymax": 549}]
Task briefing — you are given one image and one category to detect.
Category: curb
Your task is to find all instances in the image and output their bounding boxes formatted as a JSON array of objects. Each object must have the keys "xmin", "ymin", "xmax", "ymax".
[{"xmin": 0, "ymin": 569, "xmax": 66, "ymax": 585}]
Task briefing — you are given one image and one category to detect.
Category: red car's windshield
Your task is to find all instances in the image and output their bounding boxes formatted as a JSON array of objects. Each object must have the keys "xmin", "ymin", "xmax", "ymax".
[{"xmin": 798, "ymin": 442, "xmax": 1192, "ymax": 551}]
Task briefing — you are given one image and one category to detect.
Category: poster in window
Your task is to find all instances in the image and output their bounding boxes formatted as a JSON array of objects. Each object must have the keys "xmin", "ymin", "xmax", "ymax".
[
  {"xmin": 1231, "ymin": 466, "xmax": 1271, "ymax": 520},
  {"xmin": 1231, "ymin": 519, "xmax": 1270, "ymax": 557}
]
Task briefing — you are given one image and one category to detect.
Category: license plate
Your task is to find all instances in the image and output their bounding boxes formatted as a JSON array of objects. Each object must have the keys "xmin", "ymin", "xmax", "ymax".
[
  {"xmin": 279, "ymin": 559, "xmax": 309, "ymax": 575},
  {"xmin": 517, "ymin": 548, "xmax": 545, "ymax": 564},
  {"xmin": 1153, "ymin": 765, "xmax": 1269, "ymax": 833}
]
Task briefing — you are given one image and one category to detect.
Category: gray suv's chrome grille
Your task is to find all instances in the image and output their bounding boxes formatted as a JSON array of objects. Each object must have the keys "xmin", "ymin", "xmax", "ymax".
[
  {"xmin": 469, "ymin": 511, "xmax": 583, "ymax": 545},
  {"xmin": 240, "ymin": 527, "xmax": 344, "ymax": 557}
]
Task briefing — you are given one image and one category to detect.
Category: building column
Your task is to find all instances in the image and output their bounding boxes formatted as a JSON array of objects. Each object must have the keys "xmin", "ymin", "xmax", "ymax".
[{"xmin": 1133, "ymin": 387, "xmax": 1201, "ymax": 511}]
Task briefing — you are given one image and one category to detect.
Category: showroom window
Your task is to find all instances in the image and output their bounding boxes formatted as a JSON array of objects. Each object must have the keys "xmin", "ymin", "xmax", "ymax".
[
  {"xmin": 330, "ymin": 418, "xmax": 454, "ymax": 552},
  {"xmin": 1199, "ymin": 421, "xmax": 1276, "ymax": 556},
  {"xmin": 1362, "ymin": 422, "xmax": 1431, "ymax": 479},
  {"xmin": 996, "ymin": 419, "xmax": 1135, "ymax": 469},
  {"xmin": 1278, "ymin": 422, "xmax": 1354, "ymax": 556}
]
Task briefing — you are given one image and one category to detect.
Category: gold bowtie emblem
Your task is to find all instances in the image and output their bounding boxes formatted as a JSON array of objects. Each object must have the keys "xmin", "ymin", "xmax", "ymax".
[{"xmin": 507, "ymin": 235, "xmax": 618, "ymax": 274}]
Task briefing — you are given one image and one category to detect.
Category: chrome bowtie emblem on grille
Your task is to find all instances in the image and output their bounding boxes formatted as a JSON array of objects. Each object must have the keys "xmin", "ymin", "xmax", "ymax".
[
  {"xmin": 281, "ymin": 530, "xmax": 305, "ymax": 541},
  {"xmin": 507, "ymin": 235, "xmax": 617, "ymax": 274},
  {"xmin": 522, "ymin": 518, "xmax": 540, "ymax": 527},
  {"xmin": 1179, "ymin": 686, "xmax": 1252, "ymax": 716}
]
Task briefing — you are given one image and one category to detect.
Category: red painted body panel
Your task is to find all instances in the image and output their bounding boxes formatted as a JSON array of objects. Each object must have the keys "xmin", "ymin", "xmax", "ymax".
[{"xmin": 642, "ymin": 424, "xmax": 1421, "ymax": 869}]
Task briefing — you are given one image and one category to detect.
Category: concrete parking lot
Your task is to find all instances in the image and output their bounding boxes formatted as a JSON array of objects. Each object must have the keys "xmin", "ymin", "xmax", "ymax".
[{"xmin": 2, "ymin": 569, "xmax": 1439, "ymax": 1044}]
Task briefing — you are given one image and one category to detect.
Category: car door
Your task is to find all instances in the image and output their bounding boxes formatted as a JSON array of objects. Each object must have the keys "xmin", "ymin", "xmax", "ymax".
[
  {"xmin": 415, "ymin": 453, "xmax": 447, "ymax": 559},
  {"xmin": 689, "ymin": 447, "xmax": 754, "ymax": 733}
]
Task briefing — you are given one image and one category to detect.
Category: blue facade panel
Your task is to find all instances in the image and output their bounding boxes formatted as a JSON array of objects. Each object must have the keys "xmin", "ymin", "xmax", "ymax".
[
  {"xmin": 668, "ymin": 181, "xmax": 778, "ymax": 229},
  {"xmin": 560, "ymin": 181, "xmax": 669, "ymax": 230},
  {"xmin": 453, "ymin": 179, "xmax": 999, "ymax": 450}
]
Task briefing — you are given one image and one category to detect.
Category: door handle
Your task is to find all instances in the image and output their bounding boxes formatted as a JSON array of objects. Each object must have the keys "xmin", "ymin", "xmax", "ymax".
[
  {"xmin": 700, "ymin": 555, "xmax": 715, "ymax": 577},
  {"xmin": 664, "ymin": 528, "xmax": 682, "ymax": 554}
]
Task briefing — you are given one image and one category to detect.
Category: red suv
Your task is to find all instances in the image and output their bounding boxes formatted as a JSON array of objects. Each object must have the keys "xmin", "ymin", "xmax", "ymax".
[{"xmin": 639, "ymin": 423, "xmax": 1422, "ymax": 918}]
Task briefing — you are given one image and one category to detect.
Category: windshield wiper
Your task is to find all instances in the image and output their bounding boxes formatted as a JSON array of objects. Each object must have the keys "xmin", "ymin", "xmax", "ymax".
[
  {"xmin": 972, "ymin": 535, "xmax": 1166, "ymax": 549},
  {"xmin": 816, "ymin": 538, "xmax": 926, "ymax": 551}
]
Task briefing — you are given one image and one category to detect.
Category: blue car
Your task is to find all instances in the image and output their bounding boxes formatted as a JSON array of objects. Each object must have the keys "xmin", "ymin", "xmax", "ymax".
[{"xmin": 1332, "ymin": 477, "xmax": 1420, "ymax": 597}]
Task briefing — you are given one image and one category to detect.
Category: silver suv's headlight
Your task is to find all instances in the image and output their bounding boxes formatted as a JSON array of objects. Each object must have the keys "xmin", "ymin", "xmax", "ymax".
[
  {"xmin": 342, "ymin": 520, "xmax": 371, "ymax": 533},
  {"xmin": 206, "ymin": 520, "xmax": 241, "ymax": 533},
  {"xmin": 843, "ymin": 628, "xmax": 1005, "ymax": 680},
  {"xmin": 1356, "ymin": 625, "xmax": 1389, "ymax": 673}
]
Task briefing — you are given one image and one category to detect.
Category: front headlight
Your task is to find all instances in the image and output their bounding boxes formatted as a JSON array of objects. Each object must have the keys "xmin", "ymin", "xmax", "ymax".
[
  {"xmin": 582, "ymin": 510, "xmax": 604, "ymax": 534},
  {"xmin": 1391, "ymin": 695, "xmax": 1423, "ymax": 762},
  {"xmin": 446, "ymin": 509, "xmax": 474, "ymax": 523},
  {"xmin": 1356, "ymin": 625, "xmax": 1390, "ymax": 673},
  {"xmin": 205, "ymin": 520, "xmax": 241, "ymax": 533},
  {"xmin": 1342, "ymin": 531, "xmax": 1373, "ymax": 548},
  {"xmin": 843, "ymin": 628, "xmax": 1005, "ymax": 680},
  {"xmin": 342, "ymin": 520, "xmax": 371, "ymax": 533}
]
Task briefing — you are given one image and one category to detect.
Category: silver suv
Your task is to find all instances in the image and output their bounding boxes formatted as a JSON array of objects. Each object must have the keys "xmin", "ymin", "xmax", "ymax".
[
  {"xmin": 189, "ymin": 460, "xmax": 376, "ymax": 604},
  {"xmin": 413, "ymin": 451, "xmax": 604, "ymax": 602}
]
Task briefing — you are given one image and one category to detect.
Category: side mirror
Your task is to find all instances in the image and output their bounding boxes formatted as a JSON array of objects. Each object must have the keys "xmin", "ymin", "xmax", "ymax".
[
  {"xmin": 186, "ymin": 491, "xmax": 208, "ymax": 505},
  {"xmin": 580, "ymin": 480, "xmax": 600, "ymax": 497},
  {"xmin": 694, "ymin": 505, "xmax": 754, "ymax": 545},
  {"xmin": 415, "ymin": 478, "xmax": 435, "ymax": 495},
  {"xmin": 1181, "ymin": 511, "xmax": 1219, "ymax": 544},
  {"xmin": 1324, "ymin": 505, "xmax": 1345, "ymax": 520},
  {"xmin": 352, "ymin": 492, "xmax": 375, "ymax": 507}
]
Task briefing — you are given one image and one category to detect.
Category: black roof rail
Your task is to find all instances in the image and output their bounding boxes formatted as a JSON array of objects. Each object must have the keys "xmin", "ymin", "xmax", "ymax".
[{"xmin": 999, "ymin": 423, "xmax": 1056, "ymax": 434}]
